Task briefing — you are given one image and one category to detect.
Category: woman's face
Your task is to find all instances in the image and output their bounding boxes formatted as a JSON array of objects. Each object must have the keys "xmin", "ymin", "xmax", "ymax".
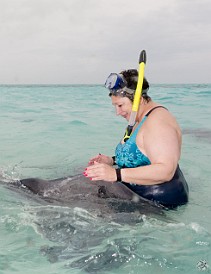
[{"xmin": 111, "ymin": 95, "xmax": 133, "ymax": 121}]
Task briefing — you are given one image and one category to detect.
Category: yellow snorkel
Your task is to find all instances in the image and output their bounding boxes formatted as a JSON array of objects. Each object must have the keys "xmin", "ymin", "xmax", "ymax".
[{"xmin": 123, "ymin": 50, "xmax": 147, "ymax": 142}]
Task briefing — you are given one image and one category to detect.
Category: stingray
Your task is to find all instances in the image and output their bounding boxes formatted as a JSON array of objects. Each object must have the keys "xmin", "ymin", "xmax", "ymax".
[
  {"xmin": 2, "ymin": 173, "xmax": 164, "ymax": 218},
  {"xmin": 1, "ymin": 173, "xmax": 169, "ymax": 272}
]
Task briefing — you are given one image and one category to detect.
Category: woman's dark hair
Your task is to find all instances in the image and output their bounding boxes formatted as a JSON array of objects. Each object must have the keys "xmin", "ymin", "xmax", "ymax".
[{"xmin": 121, "ymin": 69, "xmax": 151, "ymax": 102}]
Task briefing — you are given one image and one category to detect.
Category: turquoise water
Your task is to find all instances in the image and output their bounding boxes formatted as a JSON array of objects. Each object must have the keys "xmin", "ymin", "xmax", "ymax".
[{"xmin": 0, "ymin": 84, "xmax": 211, "ymax": 273}]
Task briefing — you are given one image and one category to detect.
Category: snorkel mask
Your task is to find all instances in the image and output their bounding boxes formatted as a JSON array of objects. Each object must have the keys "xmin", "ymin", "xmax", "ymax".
[{"xmin": 104, "ymin": 73, "xmax": 135, "ymax": 101}]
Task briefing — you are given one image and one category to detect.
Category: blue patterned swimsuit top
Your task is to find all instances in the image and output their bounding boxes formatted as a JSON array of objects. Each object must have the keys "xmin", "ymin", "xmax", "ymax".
[{"xmin": 115, "ymin": 116, "xmax": 151, "ymax": 168}]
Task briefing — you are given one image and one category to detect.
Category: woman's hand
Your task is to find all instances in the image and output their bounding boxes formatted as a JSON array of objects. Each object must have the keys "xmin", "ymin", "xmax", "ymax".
[
  {"xmin": 88, "ymin": 154, "xmax": 114, "ymax": 166},
  {"xmin": 84, "ymin": 162, "xmax": 117, "ymax": 182}
]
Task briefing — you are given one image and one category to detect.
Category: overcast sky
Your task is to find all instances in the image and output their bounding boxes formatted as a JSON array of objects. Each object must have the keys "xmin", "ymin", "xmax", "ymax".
[{"xmin": 0, "ymin": 0, "xmax": 210, "ymax": 84}]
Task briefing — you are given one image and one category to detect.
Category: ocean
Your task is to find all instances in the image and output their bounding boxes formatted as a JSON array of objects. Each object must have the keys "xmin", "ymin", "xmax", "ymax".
[{"xmin": 0, "ymin": 84, "xmax": 211, "ymax": 273}]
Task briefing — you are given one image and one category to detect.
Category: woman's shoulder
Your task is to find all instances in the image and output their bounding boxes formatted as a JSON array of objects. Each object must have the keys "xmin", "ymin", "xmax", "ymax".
[{"xmin": 142, "ymin": 105, "xmax": 181, "ymax": 134}]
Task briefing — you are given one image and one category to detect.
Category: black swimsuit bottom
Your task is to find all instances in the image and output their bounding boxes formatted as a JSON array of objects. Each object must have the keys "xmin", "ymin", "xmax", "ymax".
[{"xmin": 122, "ymin": 165, "xmax": 189, "ymax": 209}]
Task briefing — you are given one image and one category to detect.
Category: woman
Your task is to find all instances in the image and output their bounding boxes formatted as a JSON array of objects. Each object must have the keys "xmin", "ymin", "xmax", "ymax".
[{"xmin": 84, "ymin": 69, "xmax": 189, "ymax": 208}]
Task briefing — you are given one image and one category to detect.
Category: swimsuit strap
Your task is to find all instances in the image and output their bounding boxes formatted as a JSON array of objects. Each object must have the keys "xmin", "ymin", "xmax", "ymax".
[
  {"xmin": 145, "ymin": 106, "xmax": 168, "ymax": 117},
  {"xmin": 135, "ymin": 106, "xmax": 168, "ymax": 132}
]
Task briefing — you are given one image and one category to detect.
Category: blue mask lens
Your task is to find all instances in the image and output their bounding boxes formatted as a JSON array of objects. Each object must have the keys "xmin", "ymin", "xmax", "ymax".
[{"xmin": 105, "ymin": 73, "xmax": 126, "ymax": 91}]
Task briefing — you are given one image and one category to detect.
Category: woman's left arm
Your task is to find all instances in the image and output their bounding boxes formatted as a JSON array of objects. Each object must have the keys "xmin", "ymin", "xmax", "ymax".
[{"xmin": 121, "ymin": 113, "xmax": 181, "ymax": 185}]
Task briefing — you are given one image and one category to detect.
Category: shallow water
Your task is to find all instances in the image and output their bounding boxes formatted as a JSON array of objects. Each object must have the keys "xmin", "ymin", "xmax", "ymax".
[{"xmin": 0, "ymin": 84, "xmax": 211, "ymax": 273}]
